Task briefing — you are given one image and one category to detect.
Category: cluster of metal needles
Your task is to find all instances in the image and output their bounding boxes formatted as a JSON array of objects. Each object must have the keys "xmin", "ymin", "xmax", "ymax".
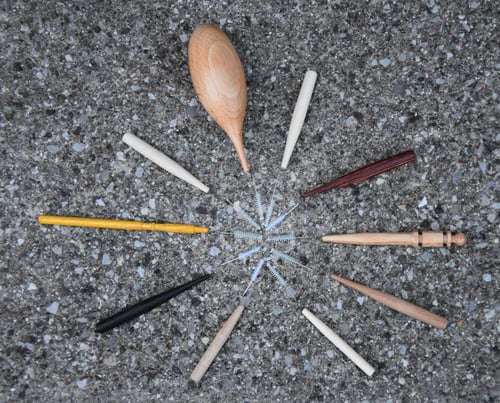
[
  {"xmin": 219, "ymin": 176, "xmax": 308, "ymax": 299},
  {"xmin": 191, "ymin": 177, "xmax": 318, "ymax": 383},
  {"xmin": 190, "ymin": 179, "xmax": 452, "ymax": 382}
]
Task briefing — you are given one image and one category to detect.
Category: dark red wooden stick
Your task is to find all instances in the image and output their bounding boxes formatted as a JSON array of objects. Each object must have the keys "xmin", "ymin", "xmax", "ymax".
[{"xmin": 303, "ymin": 150, "xmax": 416, "ymax": 197}]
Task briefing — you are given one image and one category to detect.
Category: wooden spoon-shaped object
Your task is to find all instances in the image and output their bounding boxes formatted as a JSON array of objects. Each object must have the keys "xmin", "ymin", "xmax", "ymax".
[{"xmin": 188, "ymin": 24, "xmax": 249, "ymax": 172}]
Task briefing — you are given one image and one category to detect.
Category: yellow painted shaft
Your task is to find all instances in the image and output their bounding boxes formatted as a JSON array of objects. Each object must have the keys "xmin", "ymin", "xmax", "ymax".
[{"xmin": 38, "ymin": 215, "xmax": 208, "ymax": 234}]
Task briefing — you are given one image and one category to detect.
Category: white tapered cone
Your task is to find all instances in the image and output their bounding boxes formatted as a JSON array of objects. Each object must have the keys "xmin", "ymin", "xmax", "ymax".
[
  {"xmin": 302, "ymin": 308, "xmax": 375, "ymax": 376},
  {"xmin": 122, "ymin": 132, "xmax": 209, "ymax": 193},
  {"xmin": 281, "ymin": 70, "xmax": 317, "ymax": 169}
]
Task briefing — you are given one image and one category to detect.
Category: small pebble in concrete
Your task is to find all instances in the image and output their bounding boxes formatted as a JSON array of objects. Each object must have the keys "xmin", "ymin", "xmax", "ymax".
[
  {"xmin": 76, "ymin": 379, "xmax": 87, "ymax": 389},
  {"xmin": 47, "ymin": 145, "xmax": 59, "ymax": 154},
  {"xmin": 47, "ymin": 302, "xmax": 59, "ymax": 314},
  {"xmin": 102, "ymin": 253, "xmax": 111, "ymax": 265},
  {"xmin": 209, "ymin": 246, "xmax": 220, "ymax": 257},
  {"xmin": 137, "ymin": 267, "xmax": 144, "ymax": 278},
  {"xmin": 134, "ymin": 240, "xmax": 145, "ymax": 248},
  {"xmin": 379, "ymin": 58, "xmax": 391, "ymax": 67},
  {"xmin": 72, "ymin": 143, "xmax": 85, "ymax": 152}
]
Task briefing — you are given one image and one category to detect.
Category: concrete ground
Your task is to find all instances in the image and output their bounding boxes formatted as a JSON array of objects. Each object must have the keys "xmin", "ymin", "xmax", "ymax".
[{"xmin": 1, "ymin": 0, "xmax": 498, "ymax": 401}]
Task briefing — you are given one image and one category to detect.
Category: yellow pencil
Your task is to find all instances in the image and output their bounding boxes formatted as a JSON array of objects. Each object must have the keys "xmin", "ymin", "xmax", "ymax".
[{"xmin": 38, "ymin": 215, "xmax": 208, "ymax": 234}]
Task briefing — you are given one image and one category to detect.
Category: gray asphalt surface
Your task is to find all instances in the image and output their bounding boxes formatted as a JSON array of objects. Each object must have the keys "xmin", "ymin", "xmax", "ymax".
[{"xmin": 1, "ymin": 1, "xmax": 498, "ymax": 401}]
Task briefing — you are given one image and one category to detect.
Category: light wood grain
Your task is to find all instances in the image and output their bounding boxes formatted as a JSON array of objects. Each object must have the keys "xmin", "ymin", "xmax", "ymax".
[
  {"xmin": 188, "ymin": 24, "xmax": 249, "ymax": 172},
  {"xmin": 330, "ymin": 274, "xmax": 448, "ymax": 329},
  {"xmin": 122, "ymin": 132, "xmax": 209, "ymax": 192},
  {"xmin": 322, "ymin": 231, "xmax": 467, "ymax": 248},
  {"xmin": 302, "ymin": 309, "xmax": 375, "ymax": 376},
  {"xmin": 322, "ymin": 232, "xmax": 418, "ymax": 246},
  {"xmin": 190, "ymin": 304, "xmax": 245, "ymax": 383},
  {"xmin": 281, "ymin": 70, "xmax": 317, "ymax": 169}
]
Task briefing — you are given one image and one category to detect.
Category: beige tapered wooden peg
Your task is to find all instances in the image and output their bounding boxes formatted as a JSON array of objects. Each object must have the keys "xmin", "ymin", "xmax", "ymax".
[
  {"xmin": 330, "ymin": 274, "xmax": 448, "ymax": 329},
  {"xmin": 122, "ymin": 132, "xmax": 209, "ymax": 193},
  {"xmin": 189, "ymin": 24, "xmax": 249, "ymax": 172},
  {"xmin": 190, "ymin": 304, "xmax": 245, "ymax": 383},
  {"xmin": 322, "ymin": 231, "xmax": 467, "ymax": 248},
  {"xmin": 281, "ymin": 70, "xmax": 317, "ymax": 169},
  {"xmin": 302, "ymin": 309, "xmax": 375, "ymax": 376}
]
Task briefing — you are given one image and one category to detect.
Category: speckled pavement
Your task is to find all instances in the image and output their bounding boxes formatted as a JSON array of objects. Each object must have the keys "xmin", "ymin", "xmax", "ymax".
[{"xmin": 1, "ymin": 1, "xmax": 498, "ymax": 401}]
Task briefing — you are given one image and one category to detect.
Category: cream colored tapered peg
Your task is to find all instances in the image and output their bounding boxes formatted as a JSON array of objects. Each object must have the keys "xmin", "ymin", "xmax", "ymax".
[
  {"xmin": 322, "ymin": 231, "xmax": 467, "ymax": 248},
  {"xmin": 302, "ymin": 309, "xmax": 375, "ymax": 376},
  {"xmin": 189, "ymin": 24, "xmax": 249, "ymax": 172},
  {"xmin": 281, "ymin": 70, "xmax": 317, "ymax": 169},
  {"xmin": 330, "ymin": 274, "xmax": 448, "ymax": 329},
  {"xmin": 122, "ymin": 132, "xmax": 209, "ymax": 193},
  {"xmin": 190, "ymin": 304, "xmax": 244, "ymax": 383}
]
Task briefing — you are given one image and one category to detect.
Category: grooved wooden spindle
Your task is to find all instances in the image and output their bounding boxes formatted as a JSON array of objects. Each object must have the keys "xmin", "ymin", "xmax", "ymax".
[
  {"xmin": 188, "ymin": 24, "xmax": 249, "ymax": 172},
  {"xmin": 190, "ymin": 304, "xmax": 245, "ymax": 383},
  {"xmin": 321, "ymin": 231, "xmax": 467, "ymax": 248},
  {"xmin": 330, "ymin": 274, "xmax": 448, "ymax": 329},
  {"xmin": 303, "ymin": 150, "xmax": 416, "ymax": 197}
]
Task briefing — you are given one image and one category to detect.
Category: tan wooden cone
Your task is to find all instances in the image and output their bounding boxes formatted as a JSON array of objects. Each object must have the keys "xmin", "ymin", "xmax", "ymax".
[
  {"xmin": 330, "ymin": 274, "xmax": 447, "ymax": 329},
  {"xmin": 190, "ymin": 304, "xmax": 245, "ymax": 383}
]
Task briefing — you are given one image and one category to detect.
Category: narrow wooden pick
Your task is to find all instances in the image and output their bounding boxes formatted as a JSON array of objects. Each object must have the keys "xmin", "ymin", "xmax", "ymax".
[
  {"xmin": 330, "ymin": 274, "xmax": 448, "ymax": 329},
  {"xmin": 302, "ymin": 308, "xmax": 375, "ymax": 376},
  {"xmin": 122, "ymin": 132, "xmax": 209, "ymax": 193},
  {"xmin": 281, "ymin": 70, "xmax": 317, "ymax": 169},
  {"xmin": 190, "ymin": 304, "xmax": 245, "ymax": 383},
  {"xmin": 188, "ymin": 24, "xmax": 249, "ymax": 172},
  {"xmin": 303, "ymin": 150, "xmax": 416, "ymax": 197}
]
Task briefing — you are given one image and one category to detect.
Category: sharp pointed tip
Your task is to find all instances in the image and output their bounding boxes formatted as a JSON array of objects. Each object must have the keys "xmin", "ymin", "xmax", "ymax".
[{"xmin": 196, "ymin": 273, "xmax": 214, "ymax": 282}]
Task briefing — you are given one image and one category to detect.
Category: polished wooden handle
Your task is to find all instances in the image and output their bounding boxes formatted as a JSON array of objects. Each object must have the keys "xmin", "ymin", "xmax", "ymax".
[
  {"xmin": 330, "ymin": 274, "xmax": 448, "ymax": 329},
  {"xmin": 188, "ymin": 24, "xmax": 249, "ymax": 172},
  {"xmin": 190, "ymin": 304, "xmax": 245, "ymax": 383},
  {"xmin": 304, "ymin": 150, "xmax": 416, "ymax": 197},
  {"xmin": 322, "ymin": 231, "xmax": 467, "ymax": 248}
]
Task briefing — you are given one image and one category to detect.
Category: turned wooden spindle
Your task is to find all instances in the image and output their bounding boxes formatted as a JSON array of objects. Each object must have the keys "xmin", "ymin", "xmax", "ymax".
[
  {"xmin": 188, "ymin": 24, "xmax": 249, "ymax": 172},
  {"xmin": 322, "ymin": 231, "xmax": 467, "ymax": 248}
]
